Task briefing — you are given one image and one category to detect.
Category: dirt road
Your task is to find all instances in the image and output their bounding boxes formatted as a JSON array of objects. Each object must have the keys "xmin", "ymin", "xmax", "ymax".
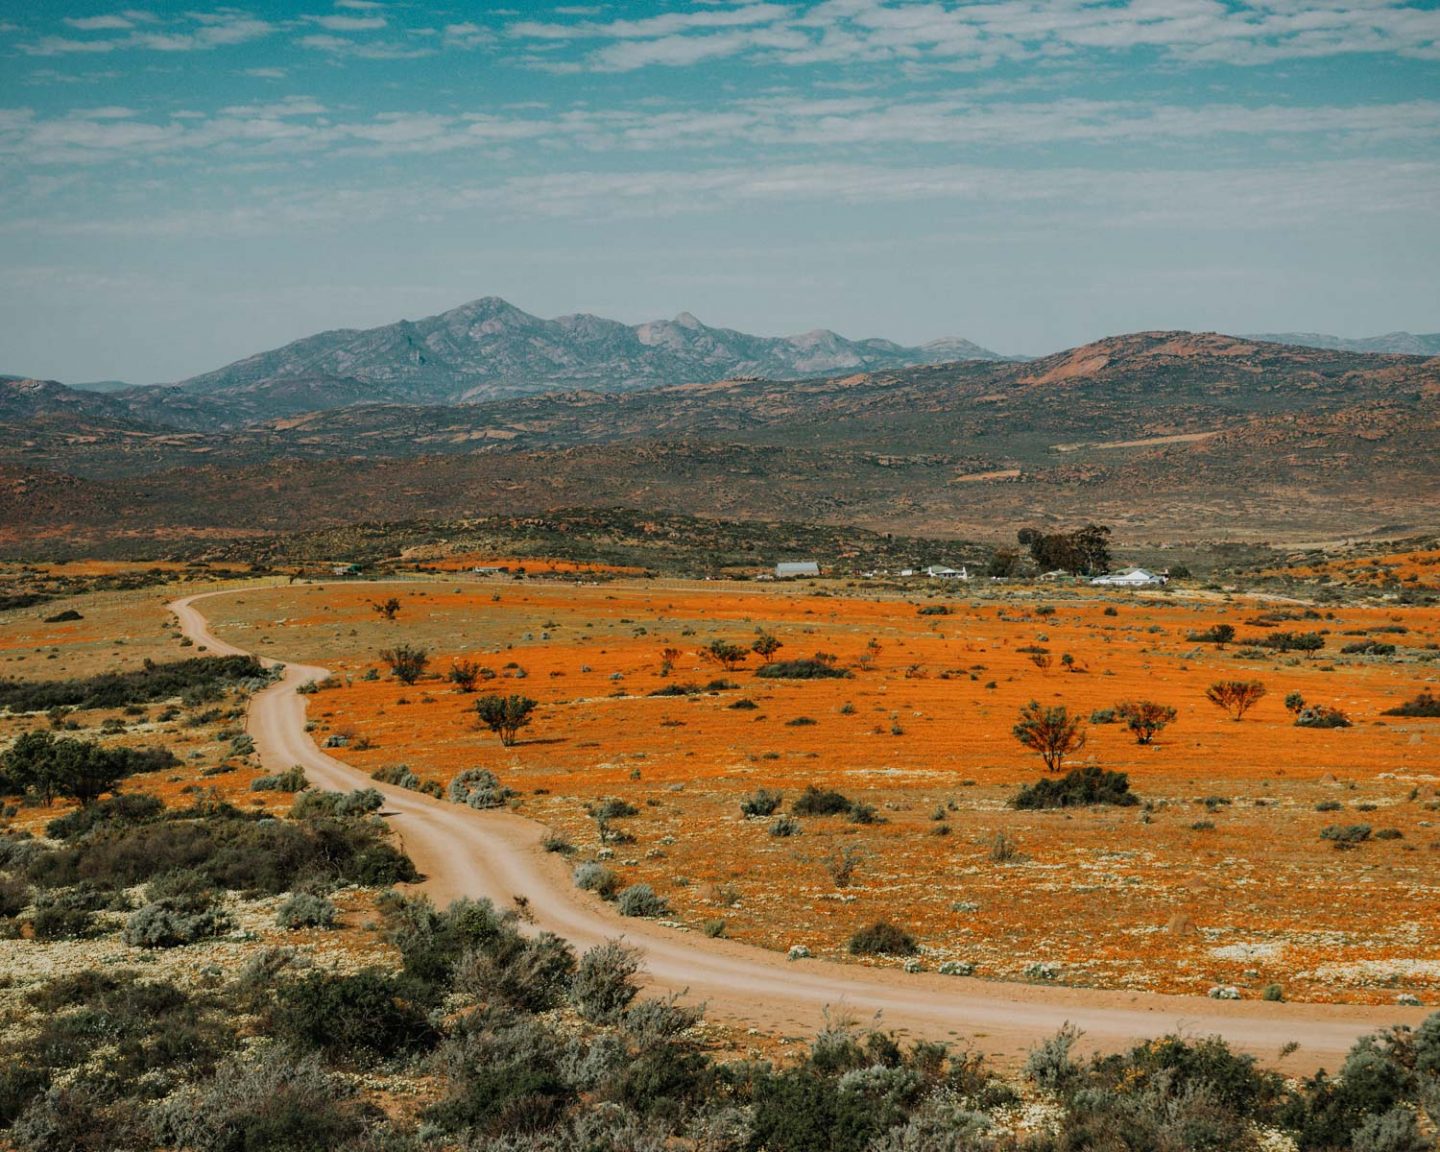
[{"xmin": 170, "ymin": 589, "xmax": 1427, "ymax": 1072}]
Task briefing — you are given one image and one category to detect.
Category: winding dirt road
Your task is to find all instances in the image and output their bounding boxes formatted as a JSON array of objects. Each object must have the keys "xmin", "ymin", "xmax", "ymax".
[{"xmin": 171, "ymin": 589, "xmax": 1427, "ymax": 1072}]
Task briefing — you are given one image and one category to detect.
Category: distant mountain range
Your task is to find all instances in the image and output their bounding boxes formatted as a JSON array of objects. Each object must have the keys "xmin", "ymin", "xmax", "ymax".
[
  {"xmin": 31, "ymin": 296, "xmax": 999, "ymax": 428},
  {"xmin": 4, "ymin": 329, "xmax": 1438, "ymax": 552},
  {"xmin": 1247, "ymin": 331, "xmax": 1440, "ymax": 356}
]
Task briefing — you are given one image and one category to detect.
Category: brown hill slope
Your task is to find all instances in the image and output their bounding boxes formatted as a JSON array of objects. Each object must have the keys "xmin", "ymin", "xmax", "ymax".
[{"xmin": 3, "ymin": 333, "xmax": 1436, "ymax": 552}]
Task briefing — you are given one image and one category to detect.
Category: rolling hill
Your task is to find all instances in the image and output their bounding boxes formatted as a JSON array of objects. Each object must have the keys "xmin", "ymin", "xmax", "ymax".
[{"xmin": 2, "ymin": 329, "xmax": 1437, "ymax": 554}]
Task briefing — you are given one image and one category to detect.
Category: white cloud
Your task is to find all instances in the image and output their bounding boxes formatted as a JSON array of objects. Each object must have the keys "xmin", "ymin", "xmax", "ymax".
[
  {"xmin": 305, "ymin": 14, "xmax": 388, "ymax": 31},
  {"xmin": 242, "ymin": 67, "xmax": 288, "ymax": 79},
  {"xmin": 22, "ymin": 11, "xmax": 276, "ymax": 55},
  {"xmin": 505, "ymin": 0, "xmax": 1440, "ymax": 71},
  {"xmin": 444, "ymin": 22, "xmax": 493, "ymax": 49},
  {"xmin": 63, "ymin": 15, "xmax": 136, "ymax": 31},
  {"xmin": 297, "ymin": 33, "xmax": 434, "ymax": 58}
]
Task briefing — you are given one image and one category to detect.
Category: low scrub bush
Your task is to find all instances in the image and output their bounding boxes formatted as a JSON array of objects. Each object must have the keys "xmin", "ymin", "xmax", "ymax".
[
  {"xmin": 756, "ymin": 658, "xmax": 851, "ymax": 680},
  {"xmin": 1342, "ymin": 641, "xmax": 1396, "ymax": 656},
  {"xmin": 290, "ymin": 788, "xmax": 383, "ymax": 820},
  {"xmin": 1013, "ymin": 766, "xmax": 1139, "ymax": 810},
  {"xmin": 571, "ymin": 939, "xmax": 642, "ymax": 1024},
  {"xmin": 589, "ymin": 796, "xmax": 639, "ymax": 820},
  {"xmin": 123, "ymin": 894, "xmax": 230, "ymax": 948},
  {"xmin": 616, "ymin": 883, "xmax": 670, "ymax": 918},
  {"xmin": 574, "ymin": 861, "xmax": 620, "ymax": 899},
  {"xmin": 0, "ymin": 873, "xmax": 31, "ymax": 918},
  {"xmin": 271, "ymin": 969, "xmax": 435, "ymax": 1062},
  {"xmin": 447, "ymin": 767, "xmax": 514, "ymax": 809},
  {"xmin": 1258, "ymin": 630, "xmax": 1325, "ymax": 653},
  {"xmin": 45, "ymin": 793, "xmax": 164, "ymax": 840},
  {"xmin": 249, "ymin": 766, "xmax": 307, "ymax": 793},
  {"xmin": 1296, "ymin": 705, "xmax": 1352, "ymax": 729},
  {"xmin": 740, "ymin": 788, "xmax": 782, "ymax": 817},
  {"xmin": 276, "ymin": 892, "xmax": 337, "ymax": 930},
  {"xmin": 792, "ymin": 785, "xmax": 854, "ymax": 816},
  {"xmin": 1382, "ymin": 691, "xmax": 1440, "ymax": 717},
  {"xmin": 1321, "ymin": 823, "xmax": 1372, "ymax": 848},
  {"xmin": 848, "ymin": 921, "xmax": 918, "ymax": 956},
  {"xmin": 154, "ymin": 1051, "xmax": 369, "ymax": 1152},
  {"xmin": 29, "ymin": 885, "xmax": 108, "ymax": 940},
  {"xmin": 25, "ymin": 805, "xmax": 416, "ymax": 894},
  {"xmin": 0, "ymin": 656, "xmax": 267, "ymax": 715}
]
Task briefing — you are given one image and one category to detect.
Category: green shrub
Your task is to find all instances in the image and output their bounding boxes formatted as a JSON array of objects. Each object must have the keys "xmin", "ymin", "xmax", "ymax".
[
  {"xmin": 756, "ymin": 658, "xmax": 851, "ymax": 680},
  {"xmin": 1013, "ymin": 766, "xmax": 1139, "ymax": 809},
  {"xmin": 574, "ymin": 861, "xmax": 620, "ymax": 899},
  {"xmin": 0, "ymin": 656, "xmax": 267, "ymax": 715},
  {"xmin": 26, "ymin": 807, "xmax": 415, "ymax": 894},
  {"xmin": 276, "ymin": 893, "xmax": 337, "ymax": 930},
  {"xmin": 250, "ymin": 766, "xmax": 308, "ymax": 793},
  {"xmin": 571, "ymin": 939, "xmax": 642, "ymax": 1024},
  {"xmin": 589, "ymin": 796, "xmax": 639, "ymax": 820},
  {"xmin": 451, "ymin": 930, "xmax": 576, "ymax": 1013},
  {"xmin": 848, "ymin": 921, "xmax": 918, "ymax": 956},
  {"xmin": 0, "ymin": 873, "xmax": 31, "ymax": 918},
  {"xmin": 123, "ymin": 895, "xmax": 230, "ymax": 948},
  {"xmin": 1296, "ymin": 705, "xmax": 1351, "ymax": 729},
  {"xmin": 447, "ymin": 767, "xmax": 514, "ymax": 809},
  {"xmin": 1321, "ymin": 824, "xmax": 1372, "ymax": 847},
  {"xmin": 45, "ymin": 793, "xmax": 164, "ymax": 840},
  {"xmin": 154, "ymin": 1051, "xmax": 369, "ymax": 1152},
  {"xmin": 1382, "ymin": 691, "xmax": 1440, "ymax": 718},
  {"xmin": 29, "ymin": 886, "xmax": 106, "ymax": 940},
  {"xmin": 793, "ymin": 785, "xmax": 853, "ymax": 816},
  {"xmin": 616, "ymin": 884, "xmax": 670, "ymax": 918},
  {"xmin": 289, "ymin": 788, "xmax": 382, "ymax": 820},
  {"xmin": 770, "ymin": 814, "xmax": 801, "ymax": 837},
  {"xmin": 378, "ymin": 893, "xmax": 519, "ymax": 997},
  {"xmin": 740, "ymin": 788, "xmax": 782, "ymax": 817},
  {"xmin": 272, "ymin": 969, "xmax": 435, "ymax": 1062}
]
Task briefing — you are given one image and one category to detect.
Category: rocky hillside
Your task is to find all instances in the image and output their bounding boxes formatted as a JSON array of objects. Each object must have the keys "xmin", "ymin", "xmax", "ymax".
[{"xmin": 3, "ymin": 330, "xmax": 1437, "ymax": 552}]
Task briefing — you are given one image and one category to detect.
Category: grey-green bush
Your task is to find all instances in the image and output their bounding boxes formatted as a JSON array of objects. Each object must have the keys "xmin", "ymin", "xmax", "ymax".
[{"xmin": 276, "ymin": 892, "xmax": 337, "ymax": 930}]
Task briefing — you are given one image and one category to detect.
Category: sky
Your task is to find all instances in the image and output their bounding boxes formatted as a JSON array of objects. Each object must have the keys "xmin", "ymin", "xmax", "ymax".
[{"xmin": 0, "ymin": 1, "xmax": 1437, "ymax": 383}]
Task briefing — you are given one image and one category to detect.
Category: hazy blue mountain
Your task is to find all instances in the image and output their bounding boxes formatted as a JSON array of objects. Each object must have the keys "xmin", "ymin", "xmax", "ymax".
[
  {"xmin": 1248, "ymin": 331, "xmax": 1440, "ymax": 356},
  {"xmin": 164, "ymin": 296, "xmax": 1005, "ymax": 417}
]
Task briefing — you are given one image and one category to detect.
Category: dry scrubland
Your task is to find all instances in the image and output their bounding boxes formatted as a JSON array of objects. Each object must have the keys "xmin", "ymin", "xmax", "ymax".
[{"xmin": 200, "ymin": 573, "xmax": 1440, "ymax": 1006}]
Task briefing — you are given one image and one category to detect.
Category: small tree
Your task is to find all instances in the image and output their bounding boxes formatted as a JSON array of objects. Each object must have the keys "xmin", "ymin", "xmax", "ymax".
[
  {"xmin": 1012, "ymin": 701, "xmax": 1086, "ymax": 772},
  {"xmin": 752, "ymin": 632, "xmax": 783, "ymax": 664},
  {"xmin": 702, "ymin": 639, "xmax": 749, "ymax": 672},
  {"xmin": 1115, "ymin": 700, "xmax": 1177, "ymax": 745},
  {"xmin": 1187, "ymin": 623, "xmax": 1236, "ymax": 647},
  {"xmin": 379, "ymin": 644, "xmax": 429, "ymax": 685},
  {"xmin": 1206, "ymin": 680, "xmax": 1267, "ymax": 721},
  {"xmin": 474, "ymin": 694, "xmax": 537, "ymax": 746},
  {"xmin": 372, "ymin": 597, "xmax": 401, "ymax": 621},
  {"xmin": 448, "ymin": 658, "xmax": 480, "ymax": 693},
  {"xmin": 659, "ymin": 647, "xmax": 682, "ymax": 676}
]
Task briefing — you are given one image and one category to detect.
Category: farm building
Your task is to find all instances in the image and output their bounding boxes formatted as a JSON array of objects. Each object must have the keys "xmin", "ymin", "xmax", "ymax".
[
  {"xmin": 924, "ymin": 565, "xmax": 970, "ymax": 580},
  {"xmin": 775, "ymin": 561, "xmax": 821, "ymax": 579},
  {"xmin": 1090, "ymin": 568, "xmax": 1168, "ymax": 587}
]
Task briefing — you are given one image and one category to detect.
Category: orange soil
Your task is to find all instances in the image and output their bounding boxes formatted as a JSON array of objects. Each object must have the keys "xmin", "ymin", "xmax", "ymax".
[{"xmin": 201, "ymin": 582, "xmax": 1440, "ymax": 1004}]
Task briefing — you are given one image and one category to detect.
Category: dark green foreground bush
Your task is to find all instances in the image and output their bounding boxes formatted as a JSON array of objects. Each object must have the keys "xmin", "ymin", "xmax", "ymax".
[
  {"xmin": 1013, "ymin": 766, "xmax": 1140, "ymax": 809},
  {"xmin": 0, "ymin": 655, "xmax": 267, "ymax": 715}
]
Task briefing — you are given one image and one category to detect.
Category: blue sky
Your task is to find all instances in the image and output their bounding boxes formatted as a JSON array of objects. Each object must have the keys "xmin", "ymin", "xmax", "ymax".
[{"xmin": 1, "ymin": 0, "xmax": 1437, "ymax": 383}]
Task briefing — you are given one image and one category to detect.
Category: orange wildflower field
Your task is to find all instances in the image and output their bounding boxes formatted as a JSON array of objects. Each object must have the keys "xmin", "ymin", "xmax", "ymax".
[{"xmin": 201, "ymin": 575, "xmax": 1440, "ymax": 1007}]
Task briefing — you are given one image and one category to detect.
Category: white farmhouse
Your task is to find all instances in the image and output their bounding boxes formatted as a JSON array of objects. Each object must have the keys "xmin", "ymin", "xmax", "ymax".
[{"xmin": 1090, "ymin": 568, "xmax": 1168, "ymax": 587}]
